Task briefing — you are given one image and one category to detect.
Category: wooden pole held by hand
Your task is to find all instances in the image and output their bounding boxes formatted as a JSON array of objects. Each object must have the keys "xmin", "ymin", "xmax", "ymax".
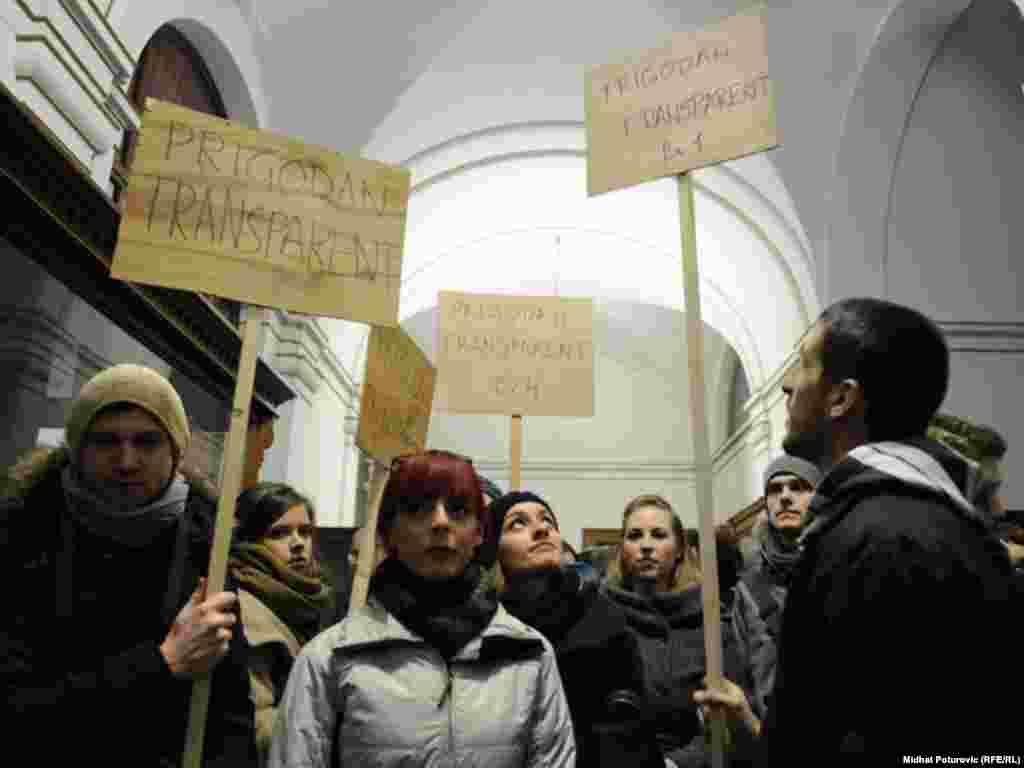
[
  {"xmin": 678, "ymin": 173, "xmax": 727, "ymax": 768},
  {"xmin": 183, "ymin": 306, "xmax": 267, "ymax": 768}
]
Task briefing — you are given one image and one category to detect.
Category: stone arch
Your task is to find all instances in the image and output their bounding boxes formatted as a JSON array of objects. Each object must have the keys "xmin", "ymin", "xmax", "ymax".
[
  {"xmin": 824, "ymin": 0, "xmax": 973, "ymax": 303},
  {"xmin": 114, "ymin": 2, "xmax": 267, "ymax": 128}
]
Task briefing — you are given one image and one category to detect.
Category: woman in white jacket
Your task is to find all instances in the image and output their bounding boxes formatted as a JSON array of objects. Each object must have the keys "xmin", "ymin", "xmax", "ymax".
[{"xmin": 268, "ymin": 450, "xmax": 575, "ymax": 768}]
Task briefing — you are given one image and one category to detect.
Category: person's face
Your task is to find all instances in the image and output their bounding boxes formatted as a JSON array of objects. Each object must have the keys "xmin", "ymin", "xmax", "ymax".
[
  {"xmin": 79, "ymin": 406, "xmax": 175, "ymax": 506},
  {"xmin": 263, "ymin": 503, "xmax": 315, "ymax": 577},
  {"xmin": 782, "ymin": 321, "xmax": 833, "ymax": 464},
  {"xmin": 765, "ymin": 473, "xmax": 815, "ymax": 532},
  {"xmin": 621, "ymin": 505, "xmax": 680, "ymax": 591},
  {"xmin": 497, "ymin": 501, "xmax": 562, "ymax": 575},
  {"xmin": 385, "ymin": 497, "xmax": 482, "ymax": 581}
]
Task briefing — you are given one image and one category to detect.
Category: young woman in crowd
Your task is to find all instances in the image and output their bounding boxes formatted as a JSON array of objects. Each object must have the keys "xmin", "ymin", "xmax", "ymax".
[
  {"xmin": 229, "ymin": 482, "xmax": 332, "ymax": 766},
  {"xmin": 603, "ymin": 494, "xmax": 754, "ymax": 768},
  {"xmin": 267, "ymin": 450, "xmax": 575, "ymax": 768},
  {"xmin": 489, "ymin": 491, "xmax": 663, "ymax": 768}
]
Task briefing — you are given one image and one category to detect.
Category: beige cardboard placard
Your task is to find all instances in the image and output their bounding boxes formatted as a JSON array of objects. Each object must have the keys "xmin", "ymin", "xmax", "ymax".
[
  {"xmin": 585, "ymin": 5, "xmax": 778, "ymax": 196},
  {"xmin": 437, "ymin": 291, "xmax": 595, "ymax": 417},
  {"xmin": 357, "ymin": 325, "xmax": 436, "ymax": 462},
  {"xmin": 113, "ymin": 98, "xmax": 410, "ymax": 325}
]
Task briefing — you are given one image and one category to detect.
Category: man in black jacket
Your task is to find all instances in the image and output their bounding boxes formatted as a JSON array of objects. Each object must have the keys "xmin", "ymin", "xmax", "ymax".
[
  {"xmin": 1, "ymin": 364, "xmax": 255, "ymax": 766},
  {"xmin": 698, "ymin": 298, "xmax": 1020, "ymax": 761}
]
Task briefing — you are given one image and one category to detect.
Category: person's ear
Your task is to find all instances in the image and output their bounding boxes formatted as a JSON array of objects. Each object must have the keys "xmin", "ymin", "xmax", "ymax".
[{"xmin": 828, "ymin": 378, "xmax": 864, "ymax": 421}]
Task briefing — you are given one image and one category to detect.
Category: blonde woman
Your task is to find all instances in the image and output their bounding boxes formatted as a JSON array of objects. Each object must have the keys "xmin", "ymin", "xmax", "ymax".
[{"xmin": 602, "ymin": 495, "xmax": 753, "ymax": 768}]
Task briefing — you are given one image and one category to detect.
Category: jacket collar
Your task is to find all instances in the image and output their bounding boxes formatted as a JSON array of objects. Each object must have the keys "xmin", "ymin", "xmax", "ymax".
[{"xmin": 333, "ymin": 600, "xmax": 541, "ymax": 661}]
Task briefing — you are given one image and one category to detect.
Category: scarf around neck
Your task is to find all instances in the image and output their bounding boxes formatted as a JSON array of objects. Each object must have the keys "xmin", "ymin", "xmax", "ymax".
[
  {"xmin": 370, "ymin": 557, "xmax": 497, "ymax": 660},
  {"xmin": 603, "ymin": 581, "xmax": 704, "ymax": 635},
  {"xmin": 61, "ymin": 465, "xmax": 188, "ymax": 548},
  {"xmin": 758, "ymin": 520, "xmax": 803, "ymax": 583},
  {"xmin": 228, "ymin": 542, "xmax": 331, "ymax": 645},
  {"xmin": 500, "ymin": 566, "xmax": 585, "ymax": 646}
]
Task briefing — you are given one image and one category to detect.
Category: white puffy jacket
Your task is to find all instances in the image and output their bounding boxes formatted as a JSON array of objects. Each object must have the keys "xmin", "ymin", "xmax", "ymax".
[{"xmin": 267, "ymin": 599, "xmax": 576, "ymax": 767}]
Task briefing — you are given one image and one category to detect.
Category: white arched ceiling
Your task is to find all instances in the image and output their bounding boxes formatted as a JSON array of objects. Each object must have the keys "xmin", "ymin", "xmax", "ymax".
[
  {"xmin": 397, "ymin": 138, "xmax": 812, "ymax": 388},
  {"xmin": 351, "ymin": 0, "xmax": 817, "ymax": 388}
]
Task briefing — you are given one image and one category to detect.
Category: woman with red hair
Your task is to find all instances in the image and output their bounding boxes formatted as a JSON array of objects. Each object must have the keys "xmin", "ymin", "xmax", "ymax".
[{"xmin": 268, "ymin": 450, "xmax": 575, "ymax": 768}]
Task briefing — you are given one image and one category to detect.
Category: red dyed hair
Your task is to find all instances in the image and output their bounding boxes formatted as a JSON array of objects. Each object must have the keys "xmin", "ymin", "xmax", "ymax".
[{"xmin": 377, "ymin": 451, "xmax": 488, "ymax": 543}]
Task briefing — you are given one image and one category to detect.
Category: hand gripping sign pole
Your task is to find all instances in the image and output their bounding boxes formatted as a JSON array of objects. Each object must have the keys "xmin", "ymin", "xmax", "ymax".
[{"xmin": 183, "ymin": 306, "xmax": 266, "ymax": 768}]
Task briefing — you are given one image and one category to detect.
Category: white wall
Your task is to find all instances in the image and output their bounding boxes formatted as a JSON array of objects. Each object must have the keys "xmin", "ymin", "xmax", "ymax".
[{"xmin": 837, "ymin": 0, "xmax": 1024, "ymax": 505}]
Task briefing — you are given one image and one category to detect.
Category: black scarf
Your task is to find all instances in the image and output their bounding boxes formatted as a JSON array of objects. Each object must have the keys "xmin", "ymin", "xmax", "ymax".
[
  {"xmin": 369, "ymin": 558, "xmax": 497, "ymax": 660},
  {"xmin": 499, "ymin": 566, "xmax": 585, "ymax": 647}
]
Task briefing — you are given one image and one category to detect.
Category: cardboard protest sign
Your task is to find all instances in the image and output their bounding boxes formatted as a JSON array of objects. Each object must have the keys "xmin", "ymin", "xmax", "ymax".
[
  {"xmin": 357, "ymin": 325, "xmax": 437, "ymax": 462},
  {"xmin": 436, "ymin": 291, "xmax": 595, "ymax": 417},
  {"xmin": 113, "ymin": 98, "xmax": 410, "ymax": 326},
  {"xmin": 585, "ymin": 5, "xmax": 778, "ymax": 196}
]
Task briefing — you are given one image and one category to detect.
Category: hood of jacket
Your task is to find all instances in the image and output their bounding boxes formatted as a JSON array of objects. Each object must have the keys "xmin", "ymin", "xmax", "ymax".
[{"xmin": 800, "ymin": 436, "xmax": 986, "ymax": 544}]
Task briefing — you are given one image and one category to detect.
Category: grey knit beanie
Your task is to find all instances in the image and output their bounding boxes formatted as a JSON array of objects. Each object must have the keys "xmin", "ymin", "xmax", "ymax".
[{"xmin": 763, "ymin": 455, "xmax": 822, "ymax": 492}]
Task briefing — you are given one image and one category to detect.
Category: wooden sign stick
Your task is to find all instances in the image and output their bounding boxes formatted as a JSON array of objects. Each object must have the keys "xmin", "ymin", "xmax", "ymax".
[
  {"xmin": 678, "ymin": 173, "xmax": 727, "ymax": 767},
  {"xmin": 183, "ymin": 306, "xmax": 267, "ymax": 768},
  {"xmin": 349, "ymin": 460, "xmax": 390, "ymax": 611},
  {"xmin": 510, "ymin": 414, "xmax": 523, "ymax": 491}
]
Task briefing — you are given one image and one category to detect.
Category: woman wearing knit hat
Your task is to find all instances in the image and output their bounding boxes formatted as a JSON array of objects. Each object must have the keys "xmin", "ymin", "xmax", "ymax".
[
  {"xmin": 229, "ymin": 482, "xmax": 332, "ymax": 766},
  {"xmin": 490, "ymin": 491, "xmax": 663, "ymax": 768},
  {"xmin": 2, "ymin": 363, "xmax": 255, "ymax": 766},
  {"xmin": 268, "ymin": 450, "xmax": 575, "ymax": 768},
  {"xmin": 602, "ymin": 494, "xmax": 755, "ymax": 768}
]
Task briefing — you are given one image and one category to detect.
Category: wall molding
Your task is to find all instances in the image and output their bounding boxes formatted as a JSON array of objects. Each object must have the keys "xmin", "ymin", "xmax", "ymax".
[
  {"xmin": 938, "ymin": 321, "xmax": 1024, "ymax": 353},
  {"xmin": 263, "ymin": 311, "xmax": 360, "ymax": 408},
  {"xmin": 712, "ymin": 415, "xmax": 772, "ymax": 472},
  {"xmin": 14, "ymin": 37, "xmax": 118, "ymax": 151},
  {"xmin": 61, "ymin": 0, "xmax": 132, "ymax": 82},
  {"xmin": 473, "ymin": 458, "xmax": 699, "ymax": 481}
]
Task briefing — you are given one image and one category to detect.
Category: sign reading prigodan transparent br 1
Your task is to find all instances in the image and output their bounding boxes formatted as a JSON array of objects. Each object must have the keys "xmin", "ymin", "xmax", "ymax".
[
  {"xmin": 113, "ymin": 98, "xmax": 410, "ymax": 326},
  {"xmin": 436, "ymin": 291, "xmax": 595, "ymax": 418},
  {"xmin": 585, "ymin": 5, "xmax": 778, "ymax": 196}
]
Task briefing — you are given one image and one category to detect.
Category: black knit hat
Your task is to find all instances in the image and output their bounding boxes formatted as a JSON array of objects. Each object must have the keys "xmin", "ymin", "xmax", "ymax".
[{"xmin": 478, "ymin": 491, "xmax": 555, "ymax": 567}]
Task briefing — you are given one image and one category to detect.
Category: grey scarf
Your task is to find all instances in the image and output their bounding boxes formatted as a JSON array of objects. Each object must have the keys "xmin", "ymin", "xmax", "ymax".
[{"xmin": 61, "ymin": 465, "xmax": 189, "ymax": 548}]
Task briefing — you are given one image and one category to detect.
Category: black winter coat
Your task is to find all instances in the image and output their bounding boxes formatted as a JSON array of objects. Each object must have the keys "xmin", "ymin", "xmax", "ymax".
[
  {"xmin": 1, "ymin": 452, "xmax": 256, "ymax": 767},
  {"xmin": 759, "ymin": 439, "xmax": 1021, "ymax": 763},
  {"xmin": 500, "ymin": 568, "xmax": 663, "ymax": 768},
  {"xmin": 603, "ymin": 581, "xmax": 754, "ymax": 768}
]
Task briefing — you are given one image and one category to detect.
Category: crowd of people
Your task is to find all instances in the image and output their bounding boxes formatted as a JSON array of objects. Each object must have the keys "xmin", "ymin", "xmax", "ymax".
[{"xmin": 3, "ymin": 297, "xmax": 1021, "ymax": 766}]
